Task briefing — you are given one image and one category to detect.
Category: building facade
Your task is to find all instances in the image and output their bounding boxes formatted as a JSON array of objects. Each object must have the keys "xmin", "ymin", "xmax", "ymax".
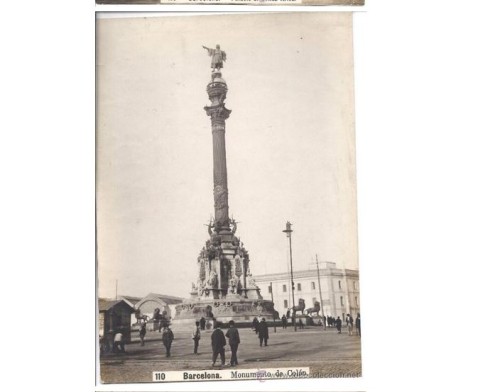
[
  {"xmin": 98, "ymin": 299, "xmax": 135, "ymax": 342},
  {"xmin": 253, "ymin": 262, "xmax": 360, "ymax": 321},
  {"xmin": 134, "ymin": 293, "xmax": 184, "ymax": 322}
]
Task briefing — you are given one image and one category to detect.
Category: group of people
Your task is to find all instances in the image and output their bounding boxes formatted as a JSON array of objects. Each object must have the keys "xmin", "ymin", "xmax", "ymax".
[
  {"xmin": 106, "ymin": 312, "xmax": 360, "ymax": 360},
  {"xmin": 159, "ymin": 319, "xmax": 243, "ymax": 367},
  {"xmin": 209, "ymin": 321, "xmax": 241, "ymax": 366},
  {"xmin": 136, "ymin": 315, "xmax": 209, "ymax": 351},
  {"xmin": 280, "ymin": 314, "xmax": 307, "ymax": 329},
  {"xmin": 98, "ymin": 328, "xmax": 127, "ymax": 354},
  {"xmin": 251, "ymin": 317, "xmax": 270, "ymax": 346},
  {"xmin": 325, "ymin": 313, "xmax": 361, "ymax": 336}
]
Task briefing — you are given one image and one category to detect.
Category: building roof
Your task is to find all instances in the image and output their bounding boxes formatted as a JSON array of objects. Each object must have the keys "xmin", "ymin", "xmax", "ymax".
[
  {"xmin": 118, "ymin": 295, "xmax": 142, "ymax": 306},
  {"xmin": 253, "ymin": 265, "xmax": 359, "ymax": 282},
  {"xmin": 135, "ymin": 293, "xmax": 185, "ymax": 307},
  {"xmin": 98, "ymin": 298, "xmax": 135, "ymax": 312},
  {"xmin": 149, "ymin": 293, "xmax": 184, "ymax": 303}
]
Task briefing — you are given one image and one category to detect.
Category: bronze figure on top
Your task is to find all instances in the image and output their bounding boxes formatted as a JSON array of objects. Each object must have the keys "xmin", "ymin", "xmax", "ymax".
[{"xmin": 202, "ymin": 44, "xmax": 227, "ymax": 71}]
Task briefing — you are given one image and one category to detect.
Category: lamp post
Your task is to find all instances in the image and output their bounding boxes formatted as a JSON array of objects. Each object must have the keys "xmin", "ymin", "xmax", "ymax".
[
  {"xmin": 315, "ymin": 254, "xmax": 326, "ymax": 330},
  {"xmin": 283, "ymin": 221, "xmax": 297, "ymax": 331}
]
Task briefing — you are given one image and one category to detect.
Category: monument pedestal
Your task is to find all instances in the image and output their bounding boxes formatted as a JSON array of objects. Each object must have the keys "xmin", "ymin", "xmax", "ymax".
[{"xmin": 173, "ymin": 296, "xmax": 275, "ymax": 329}]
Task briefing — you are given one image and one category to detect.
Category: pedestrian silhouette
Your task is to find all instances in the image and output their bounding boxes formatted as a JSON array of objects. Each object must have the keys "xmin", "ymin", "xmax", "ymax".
[
  {"xmin": 192, "ymin": 321, "xmax": 201, "ymax": 354},
  {"xmin": 355, "ymin": 313, "xmax": 361, "ymax": 336},
  {"xmin": 259, "ymin": 318, "xmax": 269, "ymax": 347},
  {"xmin": 335, "ymin": 316, "xmax": 342, "ymax": 334},
  {"xmin": 139, "ymin": 322, "xmax": 146, "ymax": 346},
  {"xmin": 211, "ymin": 322, "xmax": 226, "ymax": 367},
  {"xmin": 162, "ymin": 325, "xmax": 174, "ymax": 357},
  {"xmin": 225, "ymin": 320, "xmax": 240, "ymax": 366}
]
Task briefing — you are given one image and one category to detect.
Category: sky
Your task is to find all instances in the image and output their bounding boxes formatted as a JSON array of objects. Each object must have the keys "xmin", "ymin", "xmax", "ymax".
[{"xmin": 96, "ymin": 12, "xmax": 358, "ymax": 299}]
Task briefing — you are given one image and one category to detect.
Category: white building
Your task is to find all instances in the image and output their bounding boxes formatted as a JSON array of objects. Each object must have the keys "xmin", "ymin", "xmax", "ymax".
[{"xmin": 253, "ymin": 262, "xmax": 360, "ymax": 321}]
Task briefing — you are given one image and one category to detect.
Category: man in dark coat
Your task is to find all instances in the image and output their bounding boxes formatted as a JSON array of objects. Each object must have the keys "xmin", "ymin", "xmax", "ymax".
[
  {"xmin": 211, "ymin": 322, "xmax": 226, "ymax": 366},
  {"xmin": 355, "ymin": 313, "xmax": 361, "ymax": 336},
  {"xmin": 192, "ymin": 321, "xmax": 201, "ymax": 354},
  {"xmin": 200, "ymin": 317, "xmax": 206, "ymax": 331},
  {"xmin": 281, "ymin": 314, "xmax": 287, "ymax": 329},
  {"xmin": 225, "ymin": 320, "xmax": 240, "ymax": 366},
  {"xmin": 159, "ymin": 317, "xmax": 169, "ymax": 333},
  {"xmin": 347, "ymin": 314, "xmax": 354, "ymax": 336},
  {"xmin": 252, "ymin": 317, "xmax": 259, "ymax": 334},
  {"xmin": 139, "ymin": 322, "xmax": 147, "ymax": 346},
  {"xmin": 258, "ymin": 318, "xmax": 269, "ymax": 347},
  {"xmin": 162, "ymin": 325, "xmax": 174, "ymax": 357},
  {"xmin": 335, "ymin": 316, "xmax": 342, "ymax": 334}
]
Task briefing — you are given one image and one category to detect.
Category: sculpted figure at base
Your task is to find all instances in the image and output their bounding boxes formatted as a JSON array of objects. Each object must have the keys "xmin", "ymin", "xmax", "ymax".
[
  {"xmin": 248, "ymin": 276, "xmax": 257, "ymax": 289},
  {"xmin": 289, "ymin": 298, "xmax": 306, "ymax": 316},
  {"xmin": 229, "ymin": 276, "xmax": 239, "ymax": 294},
  {"xmin": 306, "ymin": 301, "xmax": 321, "ymax": 316},
  {"xmin": 206, "ymin": 270, "xmax": 218, "ymax": 289}
]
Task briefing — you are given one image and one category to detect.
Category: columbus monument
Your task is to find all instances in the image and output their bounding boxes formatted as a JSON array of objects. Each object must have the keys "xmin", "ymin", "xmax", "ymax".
[{"xmin": 173, "ymin": 45, "xmax": 275, "ymax": 327}]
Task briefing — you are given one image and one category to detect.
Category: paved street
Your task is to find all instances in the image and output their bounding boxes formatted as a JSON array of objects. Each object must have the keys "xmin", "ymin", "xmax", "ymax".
[{"xmin": 100, "ymin": 326, "xmax": 362, "ymax": 384}]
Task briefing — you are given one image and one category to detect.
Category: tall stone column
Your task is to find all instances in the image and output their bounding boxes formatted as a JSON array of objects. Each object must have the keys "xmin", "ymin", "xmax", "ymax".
[
  {"xmin": 204, "ymin": 72, "xmax": 231, "ymax": 232},
  {"xmin": 174, "ymin": 48, "xmax": 276, "ymax": 323}
]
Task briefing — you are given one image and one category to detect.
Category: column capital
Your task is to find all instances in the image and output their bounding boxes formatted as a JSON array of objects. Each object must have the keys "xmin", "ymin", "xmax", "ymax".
[{"xmin": 204, "ymin": 104, "xmax": 232, "ymax": 124}]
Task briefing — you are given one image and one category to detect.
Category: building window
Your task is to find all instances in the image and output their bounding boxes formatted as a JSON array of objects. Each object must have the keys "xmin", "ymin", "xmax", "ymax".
[
  {"xmin": 340, "ymin": 296, "xmax": 344, "ymax": 306},
  {"xmin": 282, "ymin": 284, "xmax": 287, "ymax": 292},
  {"xmin": 353, "ymin": 281, "xmax": 357, "ymax": 290},
  {"xmin": 338, "ymin": 280, "xmax": 342, "ymax": 290},
  {"xmin": 311, "ymin": 282, "xmax": 316, "ymax": 290},
  {"xmin": 355, "ymin": 296, "xmax": 358, "ymax": 306},
  {"xmin": 284, "ymin": 300, "xmax": 288, "ymax": 308},
  {"xmin": 268, "ymin": 285, "xmax": 272, "ymax": 293},
  {"xmin": 297, "ymin": 283, "xmax": 301, "ymax": 291}
]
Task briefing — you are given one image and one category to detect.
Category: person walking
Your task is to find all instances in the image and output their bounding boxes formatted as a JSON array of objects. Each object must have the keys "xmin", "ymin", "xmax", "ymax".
[
  {"xmin": 139, "ymin": 322, "xmax": 147, "ymax": 346},
  {"xmin": 162, "ymin": 325, "xmax": 174, "ymax": 357},
  {"xmin": 159, "ymin": 317, "xmax": 169, "ymax": 332},
  {"xmin": 252, "ymin": 317, "xmax": 259, "ymax": 334},
  {"xmin": 258, "ymin": 318, "xmax": 269, "ymax": 347},
  {"xmin": 200, "ymin": 317, "xmax": 206, "ymax": 331},
  {"xmin": 347, "ymin": 314, "xmax": 354, "ymax": 336},
  {"xmin": 281, "ymin": 314, "xmax": 287, "ymax": 329},
  {"xmin": 211, "ymin": 322, "xmax": 226, "ymax": 367},
  {"xmin": 192, "ymin": 321, "xmax": 201, "ymax": 354},
  {"xmin": 225, "ymin": 320, "xmax": 240, "ymax": 366},
  {"xmin": 355, "ymin": 313, "xmax": 361, "ymax": 336},
  {"xmin": 335, "ymin": 316, "xmax": 342, "ymax": 334},
  {"xmin": 113, "ymin": 329, "xmax": 125, "ymax": 353}
]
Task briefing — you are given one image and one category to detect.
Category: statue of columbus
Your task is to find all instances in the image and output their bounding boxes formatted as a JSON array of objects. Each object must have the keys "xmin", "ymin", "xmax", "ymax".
[{"xmin": 202, "ymin": 44, "xmax": 227, "ymax": 72}]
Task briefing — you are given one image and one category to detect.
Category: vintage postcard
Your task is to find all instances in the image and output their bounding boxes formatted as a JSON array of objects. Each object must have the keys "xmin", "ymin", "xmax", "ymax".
[{"xmin": 97, "ymin": 11, "xmax": 361, "ymax": 384}]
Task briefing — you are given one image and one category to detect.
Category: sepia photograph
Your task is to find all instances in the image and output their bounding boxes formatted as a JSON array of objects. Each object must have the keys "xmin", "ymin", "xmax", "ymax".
[
  {"xmin": 96, "ymin": 11, "xmax": 361, "ymax": 384},
  {"xmin": 4, "ymin": 1, "xmax": 500, "ymax": 392}
]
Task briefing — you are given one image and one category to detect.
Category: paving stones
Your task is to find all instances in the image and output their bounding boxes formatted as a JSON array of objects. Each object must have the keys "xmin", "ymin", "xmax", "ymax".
[{"xmin": 100, "ymin": 327, "xmax": 361, "ymax": 383}]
